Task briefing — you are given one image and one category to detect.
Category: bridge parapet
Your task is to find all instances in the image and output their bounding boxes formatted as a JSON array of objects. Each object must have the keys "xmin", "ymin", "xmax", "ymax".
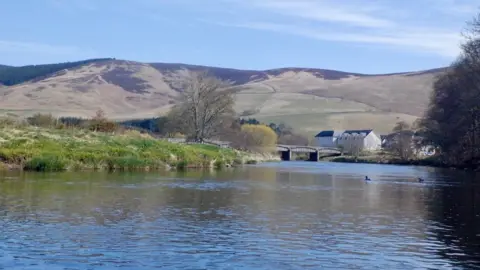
[{"xmin": 276, "ymin": 144, "xmax": 341, "ymax": 153}]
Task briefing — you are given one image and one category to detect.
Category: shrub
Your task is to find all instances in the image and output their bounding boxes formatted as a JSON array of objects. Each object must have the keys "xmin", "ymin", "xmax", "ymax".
[
  {"xmin": 0, "ymin": 117, "xmax": 18, "ymax": 127},
  {"xmin": 232, "ymin": 158, "xmax": 243, "ymax": 165},
  {"xmin": 89, "ymin": 120, "xmax": 118, "ymax": 133},
  {"xmin": 239, "ymin": 124, "xmax": 278, "ymax": 152},
  {"xmin": 88, "ymin": 109, "xmax": 118, "ymax": 133},
  {"xmin": 214, "ymin": 160, "xmax": 225, "ymax": 169},
  {"xmin": 175, "ymin": 160, "xmax": 188, "ymax": 170},
  {"xmin": 27, "ymin": 113, "xmax": 58, "ymax": 128},
  {"xmin": 24, "ymin": 155, "xmax": 68, "ymax": 171}
]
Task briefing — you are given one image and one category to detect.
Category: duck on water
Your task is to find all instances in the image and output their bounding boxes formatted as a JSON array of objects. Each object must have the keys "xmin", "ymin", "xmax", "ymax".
[{"xmin": 365, "ymin": 176, "xmax": 425, "ymax": 182}]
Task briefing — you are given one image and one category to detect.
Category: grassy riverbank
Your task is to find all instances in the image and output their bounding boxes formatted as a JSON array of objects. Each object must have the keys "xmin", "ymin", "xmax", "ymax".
[{"xmin": 0, "ymin": 125, "xmax": 250, "ymax": 171}]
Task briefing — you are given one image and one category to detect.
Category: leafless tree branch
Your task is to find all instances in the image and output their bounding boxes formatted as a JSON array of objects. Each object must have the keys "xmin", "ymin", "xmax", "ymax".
[{"xmin": 166, "ymin": 70, "xmax": 235, "ymax": 142}]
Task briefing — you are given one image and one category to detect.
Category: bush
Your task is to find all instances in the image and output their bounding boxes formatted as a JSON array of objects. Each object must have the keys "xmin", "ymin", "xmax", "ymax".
[
  {"xmin": 27, "ymin": 113, "xmax": 58, "ymax": 127},
  {"xmin": 88, "ymin": 109, "xmax": 118, "ymax": 132},
  {"xmin": 0, "ymin": 117, "xmax": 27, "ymax": 128},
  {"xmin": 214, "ymin": 160, "xmax": 225, "ymax": 169},
  {"xmin": 24, "ymin": 155, "xmax": 68, "ymax": 171},
  {"xmin": 232, "ymin": 158, "xmax": 243, "ymax": 165},
  {"xmin": 240, "ymin": 124, "xmax": 277, "ymax": 152},
  {"xmin": 175, "ymin": 160, "xmax": 188, "ymax": 170},
  {"xmin": 89, "ymin": 120, "xmax": 117, "ymax": 132}
]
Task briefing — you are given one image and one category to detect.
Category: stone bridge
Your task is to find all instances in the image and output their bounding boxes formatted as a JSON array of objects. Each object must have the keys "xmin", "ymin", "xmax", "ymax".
[
  {"xmin": 276, "ymin": 145, "xmax": 341, "ymax": 161},
  {"xmin": 165, "ymin": 138, "xmax": 342, "ymax": 161}
]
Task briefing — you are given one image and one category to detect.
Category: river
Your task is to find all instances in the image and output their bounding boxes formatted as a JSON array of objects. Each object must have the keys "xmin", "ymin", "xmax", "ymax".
[{"xmin": 0, "ymin": 161, "xmax": 480, "ymax": 269}]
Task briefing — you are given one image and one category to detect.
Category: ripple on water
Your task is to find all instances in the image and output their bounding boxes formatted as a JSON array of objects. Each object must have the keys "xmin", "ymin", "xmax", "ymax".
[{"xmin": 1, "ymin": 165, "xmax": 480, "ymax": 269}]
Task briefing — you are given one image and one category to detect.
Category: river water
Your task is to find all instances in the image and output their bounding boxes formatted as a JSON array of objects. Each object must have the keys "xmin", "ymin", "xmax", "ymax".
[{"xmin": 1, "ymin": 162, "xmax": 480, "ymax": 269}]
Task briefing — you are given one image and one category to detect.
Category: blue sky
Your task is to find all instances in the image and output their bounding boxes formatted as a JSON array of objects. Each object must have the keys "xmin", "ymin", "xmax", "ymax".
[{"xmin": 0, "ymin": 0, "xmax": 478, "ymax": 73}]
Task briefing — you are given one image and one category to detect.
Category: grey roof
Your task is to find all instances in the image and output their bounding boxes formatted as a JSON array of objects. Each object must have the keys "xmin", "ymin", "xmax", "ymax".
[
  {"xmin": 343, "ymin": 129, "xmax": 373, "ymax": 135},
  {"xmin": 315, "ymin": 130, "xmax": 334, "ymax": 137},
  {"xmin": 315, "ymin": 130, "xmax": 345, "ymax": 137},
  {"xmin": 315, "ymin": 129, "xmax": 373, "ymax": 137}
]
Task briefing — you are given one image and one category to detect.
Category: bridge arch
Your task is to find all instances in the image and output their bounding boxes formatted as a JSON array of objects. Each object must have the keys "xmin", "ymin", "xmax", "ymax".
[{"xmin": 276, "ymin": 144, "xmax": 341, "ymax": 161}]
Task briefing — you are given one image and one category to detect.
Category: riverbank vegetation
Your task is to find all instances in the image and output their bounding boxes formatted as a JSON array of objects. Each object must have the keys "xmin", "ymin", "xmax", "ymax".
[
  {"xmin": 328, "ymin": 151, "xmax": 442, "ymax": 167},
  {"xmin": 0, "ymin": 118, "xmax": 243, "ymax": 172}
]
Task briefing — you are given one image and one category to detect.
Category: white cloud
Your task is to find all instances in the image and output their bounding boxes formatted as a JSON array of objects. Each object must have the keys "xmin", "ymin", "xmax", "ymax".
[
  {"xmin": 231, "ymin": 0, "xmax": 395, "ymax": 28},
  {"xmin": 222, "ymin": 21, "xmax": 462, "ymax": 57},
  {"xmin": 0, "ymin": 40, "xmax": 96, "ymax": 56},
  {"xmin": 212, "ymin": 0, "xmax": 476, "ymax": 58}
]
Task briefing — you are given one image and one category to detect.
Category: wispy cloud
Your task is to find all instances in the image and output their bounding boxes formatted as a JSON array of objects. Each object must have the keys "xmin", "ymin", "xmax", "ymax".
[
  {"xmin": 0, "ymin": 40, "xmax": 96, "ymax": 56},
  {"xmin": 230, "ymin": 0, "xmax": 395, "ymax": 28},
  {"xmin": 209, "ymin": 0, "xmax": 479, "ymax": 58},
  {"xmin": 220, "ymin": 21, "xmax": 462, "ymax": 58}
]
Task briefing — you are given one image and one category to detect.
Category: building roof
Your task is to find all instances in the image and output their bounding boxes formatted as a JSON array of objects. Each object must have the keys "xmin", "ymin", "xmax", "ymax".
[
  {"xmin": 343, "ymin": 129, "xmax": 373, "ymax": 135},
  {"xmin": 315, "ymin": 130, "xmax": 346, "ymax": 137},
  {"xmin": 315, "ymin": 130, "xmax": 334, "ymax": 137},
  {"xmin": 315, "ymin": 129, "xmax": 373, "ymax": 137}
]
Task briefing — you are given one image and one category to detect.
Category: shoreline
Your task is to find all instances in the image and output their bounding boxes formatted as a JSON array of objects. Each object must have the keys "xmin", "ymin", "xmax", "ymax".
[
  {"xmin": 324, "ymin": 155, "xmax": 467, "ymax": 170},
  {"xmin": 0, "ymin": 151, "xmax": 278, "ymax": 172},
  {"xmin": 0, "ymin": 125, "xmax": 281, "ymax": 172}
]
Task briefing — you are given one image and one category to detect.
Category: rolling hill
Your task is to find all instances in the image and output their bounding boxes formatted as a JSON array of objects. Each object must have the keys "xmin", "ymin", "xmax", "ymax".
[{"xmin": 0, "ymin": 59, "xmax": 445, "ymax": 135}]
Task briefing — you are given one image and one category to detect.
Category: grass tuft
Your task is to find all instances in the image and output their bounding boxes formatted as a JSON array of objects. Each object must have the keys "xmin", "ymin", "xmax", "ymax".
[{"xmin": 24, "ymin": 155, "xmax": 68, "ymax": 172}]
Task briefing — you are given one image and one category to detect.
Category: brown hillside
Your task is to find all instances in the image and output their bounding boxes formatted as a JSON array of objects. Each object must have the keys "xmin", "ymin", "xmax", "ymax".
[{"xmin": 0, "ymin": 60, "xmax": 445, "ymax": 134}]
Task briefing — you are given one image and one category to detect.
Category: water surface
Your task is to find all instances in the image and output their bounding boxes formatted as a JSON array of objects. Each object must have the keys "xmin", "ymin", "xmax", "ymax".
[{"xmin": 1, "ymin": 162, "xmax": 480, "ymax": 269}]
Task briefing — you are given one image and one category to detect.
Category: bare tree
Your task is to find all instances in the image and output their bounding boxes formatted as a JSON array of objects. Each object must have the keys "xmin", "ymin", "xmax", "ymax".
[
  {"xmin": 389, "ymin": 121, "xmax": 415, "ymax": 160},
  {"xmin": 392, "ymin": 132, "xmax": 415, "ymax": 160},
  {"xmin": 167, "ymin": 70, "xmax": 235, "ymax": 142}
]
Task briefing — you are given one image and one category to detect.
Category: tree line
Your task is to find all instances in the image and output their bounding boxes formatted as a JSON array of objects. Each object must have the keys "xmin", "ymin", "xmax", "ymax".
[
  {"xmin": 416, "ymin": 12, "xmax": 480, "ymax": 168},
  {"xmin": 0, "ymin": 58, "xmax": 113, "ymax": 86}
]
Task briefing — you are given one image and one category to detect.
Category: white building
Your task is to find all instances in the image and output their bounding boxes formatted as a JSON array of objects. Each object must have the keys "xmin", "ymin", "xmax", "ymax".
[
  {"xmin": 314, "ymin": 129, "xmax": 382, "ymax": 154},
  {"xmin": 313, "ymin": 130, "xmax": 345, "ymax": 147}
]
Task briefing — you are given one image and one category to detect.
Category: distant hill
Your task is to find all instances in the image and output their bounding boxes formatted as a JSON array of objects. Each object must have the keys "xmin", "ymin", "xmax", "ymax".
[
  {"xmin": 0, "ymin": 59, "xmax": 446, "ymax": 134},
  {"xmin": 0, "ymin": 58, "xmax": 113, "ymax": 86}
]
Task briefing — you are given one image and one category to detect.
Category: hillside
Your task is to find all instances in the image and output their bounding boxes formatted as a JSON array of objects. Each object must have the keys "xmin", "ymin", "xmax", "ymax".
[
  {"xmin": 0, "ymin": 58, "xmax": 112, "ymax": 86},
  {"xmin": 0, "ymin": 59, "xmax": 445, "ymax": 135}
]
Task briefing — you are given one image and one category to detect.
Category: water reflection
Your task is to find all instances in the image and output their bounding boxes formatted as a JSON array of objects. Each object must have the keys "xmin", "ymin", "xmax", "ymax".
[
  {"xmin": 0, "ymin": 163, "xmax": 479, "ymax": 269},
  {"xmin": 423, "ymin": 169, "xmax": 480, "ymax": 269}
]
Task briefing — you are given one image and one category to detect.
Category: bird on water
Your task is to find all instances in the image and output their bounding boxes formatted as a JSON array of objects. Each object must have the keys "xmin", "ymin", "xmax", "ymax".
[{"xmin": 365, "ymin": 176, "xmax": 371, "ymax": 181}]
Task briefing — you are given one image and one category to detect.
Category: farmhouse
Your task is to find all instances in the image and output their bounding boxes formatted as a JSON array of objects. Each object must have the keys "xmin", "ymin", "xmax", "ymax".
[{"xmin": 314, "ymin": 129, "xmax": 382, "ymax": 154}]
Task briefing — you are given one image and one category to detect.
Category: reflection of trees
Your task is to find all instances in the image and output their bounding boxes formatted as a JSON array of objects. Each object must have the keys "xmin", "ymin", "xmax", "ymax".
[{"xmin": 426, "ymin": 170, "xmax": 480, "ymax": 268}]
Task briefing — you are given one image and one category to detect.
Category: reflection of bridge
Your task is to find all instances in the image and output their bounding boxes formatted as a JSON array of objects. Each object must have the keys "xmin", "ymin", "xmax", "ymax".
[{"xmin": 276, "ymin": 145, "xmax": 341, "ymax": 161}]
